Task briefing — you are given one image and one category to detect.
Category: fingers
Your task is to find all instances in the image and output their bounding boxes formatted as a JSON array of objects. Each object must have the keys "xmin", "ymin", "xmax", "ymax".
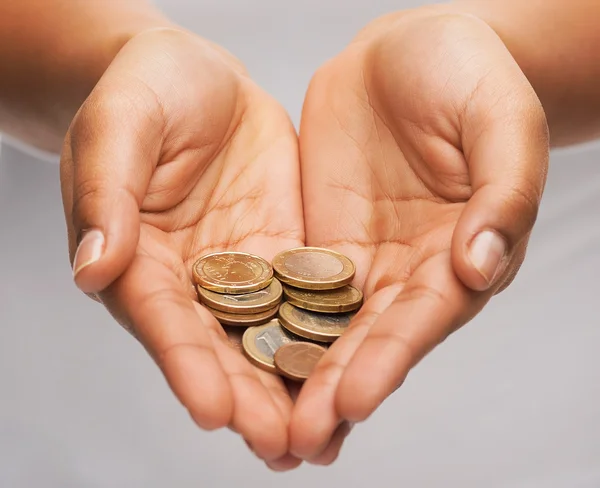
[
  {"xmin": 104, "ymin": 253, "xmax": 292, "ymax": 461},
  {"xmin": 209, "ymin": 339, "xmax": 292, "ymax": 461},
  {"xmin": 289, "ymin": 284, "xmax": 403, "ymax": 460},
  {"xmin": 335, "ymin": 251, "xmax": 490, "ymax": 422},
  {"xmin": 198, "ymin": 302, "xmax": 295, "ymax": 461},
  {"xmin": 102, "ymin": 254, "xmax": 234, "ymax": 431},
  {"xmin": 451, "ymin": 51, "xmax": 549, "ymax": 292},
  {"xmin": 266, "ymin": 454, "xmax": 303, "ymax": 472},
  {"xmin": 307, "ymin": 421, "xmax": 354, "ymax": 466}
]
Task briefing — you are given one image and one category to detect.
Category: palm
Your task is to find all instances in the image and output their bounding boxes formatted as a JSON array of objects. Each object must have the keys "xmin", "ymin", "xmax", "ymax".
[
  {"xmin": 291, "ymin": 13, "xmax": 537, "ymax": 460},
  {"xmin": 129, "ymin": 89, "xmax": 303, "ymax": 463},
  {"xmin": 61, "ymin": 30, "xmax": 303, "ymax": 468},
  {"xmin": 302, "ymin": 39, "xmax": 469, "ymax": 301}
]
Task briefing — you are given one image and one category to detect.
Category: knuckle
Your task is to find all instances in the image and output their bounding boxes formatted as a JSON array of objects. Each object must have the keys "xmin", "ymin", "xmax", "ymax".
[
  {"xmin": 368, "ymin": 330, "xmax": 416, "ymax": 364},
  {"xmin": 399, "ymin": 282, "xmax": 451, "ymax": 311},
  {"xmin": 503, "ymin": 182, "xmax": 541, "ymax": 231},
  {"xmin": 71, "ymin": 180, "xmax": 110, "ymax": 231},
  {"xmin": 73, "ymin": 90, "xmax": 134, "ymax": 139},
  {"xmin": 313, "ymin": 359, "xmax": 346, "ymax": 387}
]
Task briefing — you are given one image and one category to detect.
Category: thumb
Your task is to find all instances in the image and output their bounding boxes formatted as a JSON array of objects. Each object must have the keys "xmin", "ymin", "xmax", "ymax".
[
  {"xmin": 451, "ymin": 80, "xmax": 549, "ymax": 292},
  {"xmin": 60, "ymin": 86, "xmax": 163, "ymax": 294}
]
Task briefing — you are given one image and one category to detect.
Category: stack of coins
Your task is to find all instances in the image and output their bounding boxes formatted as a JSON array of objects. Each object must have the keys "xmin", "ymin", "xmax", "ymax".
[
  {"xmin": 193, "ymin": 252, "xmax": 282, "ymax": 326},
  {"xmin": 192, "ymin": 247, "xmax": 362, "ymax": 382}
]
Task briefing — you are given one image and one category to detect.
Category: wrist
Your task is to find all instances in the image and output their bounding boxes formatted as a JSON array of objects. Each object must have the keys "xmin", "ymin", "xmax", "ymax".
[
  {"xmin": 54, "ymin": 9, "xmax": 176, "ymax": 114},
  {"xmin": 0, "ymin": 3, "xmax": 175, "ymax": 152}
]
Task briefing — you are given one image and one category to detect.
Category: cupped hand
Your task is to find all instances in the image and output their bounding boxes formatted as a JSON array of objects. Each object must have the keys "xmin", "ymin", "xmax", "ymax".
[
  {"xmin": 59, "ymin": 27, "xmax": 304, "ymax": 470},
  {"xmin": 290, "ymin": 7, "xmax": 549, "ymax": 463}
]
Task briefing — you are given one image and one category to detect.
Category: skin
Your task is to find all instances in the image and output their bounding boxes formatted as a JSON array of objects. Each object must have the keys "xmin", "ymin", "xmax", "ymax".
[
  {"xmin": 1, "ymin": 0, "xmax": 600, "ymax": 473},
  {"xmin": 457, "ymin": 0, "xmax": 600, "ymax": 147},
  {"xmin": 289, "ymin": 7, "xmax": 549, "ymax": 462},
  {"xmin": 0, "ymin": 0, "xmax": 169, "ymax": 151},
  {"xmin": 60, "ymin": 27, "xmax": 307, "ymax": 470}
]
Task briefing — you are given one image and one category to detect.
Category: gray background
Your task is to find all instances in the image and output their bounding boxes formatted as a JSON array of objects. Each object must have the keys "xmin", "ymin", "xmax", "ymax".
[{"xmin": 1, "ymin": 0, "xmax": 599, "ymax": 486}]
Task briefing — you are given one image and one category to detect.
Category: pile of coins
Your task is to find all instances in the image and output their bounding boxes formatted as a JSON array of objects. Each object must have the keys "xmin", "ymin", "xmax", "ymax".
[{"xmin": 192, "ymin": 247, "xmax": 362, "ymax": 382}]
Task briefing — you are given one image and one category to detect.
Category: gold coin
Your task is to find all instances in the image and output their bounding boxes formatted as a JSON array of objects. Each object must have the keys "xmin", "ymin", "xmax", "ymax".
[
  {"xmin": 272, "ymin": 247, "xmax": 355, "ymax": 290},
  {"xmin": 197, "ymin": 278, "xmax": 282, "ymax": 313},
  {"xmin": 207, "ymin": 305, "xmax": 279, "ymax": 327},
  {"xmin": 242, "ymin": 319, "xmax": 299, "ymax": 373},
  {"xmin": 274, "ymin": 342, "xmax": 327, "ymax": 382},
  {"xmin": 282, "ymin": 284, "xmax": 363, "ymax": 313},
  {"xmin": 192, "ymin": 251, "xmax": 273, "ymax": 294},
  {"xmin": 278, "ymin": 302, "xmax": 355, "ymax": 342}
]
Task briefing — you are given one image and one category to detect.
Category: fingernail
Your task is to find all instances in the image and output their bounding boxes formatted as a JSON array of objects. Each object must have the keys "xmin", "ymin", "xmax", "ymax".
[
  {"xmin": 468, "ymin": 230, "xmax": 506, "ymax": 287},
  {"xmin": 73, "ymin": 229, "xmax": 105, "ymax": 277}
]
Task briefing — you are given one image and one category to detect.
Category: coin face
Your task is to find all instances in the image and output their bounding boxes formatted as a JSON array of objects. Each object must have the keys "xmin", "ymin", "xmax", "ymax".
[
  {"xmin": 197, "ymin": 279, "xmax": 282, "ymax": 313},
  {"xmin": 272, "ymin": 247, "xmax": 355, "ymax": 290},
  {"xmin": 242, "ymin": 319, "xmax": 299, "ymax": 373},
  {"xmin": 274, "ymin": 342, "xmax": 327, "ymax": 382},
  {"xmin": 208, "ymin": 305, "xmax": 279, "ymax": 327},
  {"xmin": 278, "ymin": 302, "xmax": 355, "ymax": 342},
  {"xmin": 192, "ymin": 252, "xmax": 273, "ymax": 294},
  {"xmin": 282, "ymin": 284, "xmax": 363, "ymax": 313}
]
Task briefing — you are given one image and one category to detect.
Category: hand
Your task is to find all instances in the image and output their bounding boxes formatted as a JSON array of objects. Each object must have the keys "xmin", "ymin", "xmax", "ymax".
[
  {"xmin": 290, "ymin": 7, "xmax": 549, "ymax": 463},
  {"xmin": 59, "ymin": 27, "xmax": 304, "ymax": 470}
]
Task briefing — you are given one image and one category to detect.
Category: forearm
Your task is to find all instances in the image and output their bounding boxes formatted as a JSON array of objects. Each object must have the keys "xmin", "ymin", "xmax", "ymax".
[
  {"xmin": 453, "ymin": 0, "xmax": 600, "ymax": 147},
  {"xmin": 0, "ymin": 0, "xmax": 172, "ymax": 152}
]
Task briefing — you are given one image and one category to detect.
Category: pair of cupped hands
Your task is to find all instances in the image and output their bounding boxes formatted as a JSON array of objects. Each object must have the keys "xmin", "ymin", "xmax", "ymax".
[{"xmin": 59, "ymin": 5, "xmax": 549, "ymax": 471}]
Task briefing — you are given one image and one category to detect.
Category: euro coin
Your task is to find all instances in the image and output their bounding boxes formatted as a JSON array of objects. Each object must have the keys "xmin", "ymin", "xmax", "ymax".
[
  {"xmin": 207, "ymin": 304, "xmax": 279, "ymax": 327},
  {"xmin": 278, "ymin": 302, "xmax": 355, "ymax": 342},
  {"xmin": 192, "ymin": 251, "xmax": 273, "ymax": 294},
  {"xmin": 197, "ymin": 278, "xmax": 282, "ymax": 313},
  {"xmin": 242, "ymin": 319, "xmax": 299, "ymax": 373},
  {"xmin": 272, "ymin": 247, "xmax": 355, "ymax": 290},
  {"xmin": 274, "ymin": 342, "xmax": 327, "ymax": 382},
  {"xmin": 282, "ymin": 284, "xmax": 362, "ymax": 313}
]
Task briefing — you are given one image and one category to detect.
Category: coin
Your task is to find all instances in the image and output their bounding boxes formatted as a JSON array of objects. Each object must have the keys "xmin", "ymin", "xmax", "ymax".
[
  {"xmin": 274, "ymin": 342, "xmax": 327, "ymax": 382},
  {"xmin": 272, "ymin": 247, "xmax": 355, "ymax": 290},
  {"xmin": 192, "ymin": 251, "xmax": 273, "ymax": 294},
  {"xmin": 282, "ymin": 284, "xmax": 363, "ymax": 313},
  {"xmin": 278, "ymin": 301, "xmax": 355, "ymax": 342},
  {"xmin": 208, "ymin": 305, "xmax": 279, "ymax": 327},
  {"xmin": 197, "ymin": 278, "xmax": 282, "ymax": 313},
  {"xmin": 242, "ymin": 319, "xmax": 299, "ymax": 373}
]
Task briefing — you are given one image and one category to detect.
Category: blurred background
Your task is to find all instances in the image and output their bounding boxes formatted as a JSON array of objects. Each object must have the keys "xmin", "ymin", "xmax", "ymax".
[{"xmin": 1, "ymin": 1, "xmax": 599, "ymax": 486}]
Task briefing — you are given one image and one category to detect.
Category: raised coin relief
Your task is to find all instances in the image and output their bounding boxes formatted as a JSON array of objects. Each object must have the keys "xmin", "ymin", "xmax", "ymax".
[
  {"xmin": 205, "ymin": 257, "xmax": 259, "ymax": 283},
  {"xmin": 256, "ymin": 328, "xmax": 291, "ymax": 357}
]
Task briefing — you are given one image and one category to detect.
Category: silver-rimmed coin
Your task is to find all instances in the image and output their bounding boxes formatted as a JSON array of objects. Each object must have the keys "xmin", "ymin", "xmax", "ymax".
[{"xmin": 242, "ymin": 319, "xmax": 299, "ymax": 373}]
